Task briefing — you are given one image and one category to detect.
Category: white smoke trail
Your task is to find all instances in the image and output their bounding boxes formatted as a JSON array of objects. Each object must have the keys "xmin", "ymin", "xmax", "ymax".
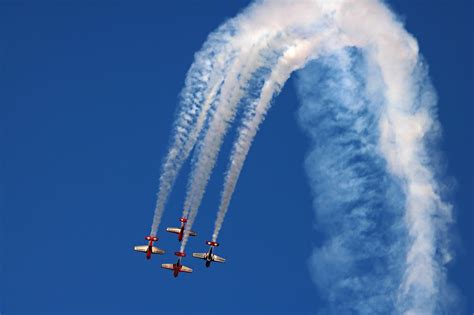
[
  {"xmin": 179, "ymin": 36, "xmax": 278, "ymax": 250},
  {"xmin": 149, "ymin": 23, "xmax": 239, "ymax": 236},
  {"xmin": 170, "ymin": 0, "xmax": 455, "ymax": 312},
  {"xmin": 298, "ymin": 49, "xmax": 408, "ymax": 314},
  {"xmin": 178, "ymin": 15, "xmax": 325, "ymax": 249},
  {"xmin": 212, "ymin": 34, "xmax": 335, "ymax": 241},
  {"xmin": 208, "ymin": 2, "xmax": 349, "ymax": 240},
  {"xmin": 149, "ymin": 81, "xmax": 218, "ymax": 236},
  {"xmin": 181, "ymin": 36, "xmax": 272, "ymax": 219}
]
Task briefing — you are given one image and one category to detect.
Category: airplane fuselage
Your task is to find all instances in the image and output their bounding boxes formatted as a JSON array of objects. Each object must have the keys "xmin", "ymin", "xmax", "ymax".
[
  {"xmin": 173, "ymin": 258, "xmax": 183, "ymax": 277},
  {"xmin": 177, "ymin": 223, "xmax": 185, "ymax": 242},
  {"xmin": 146, "ymin": 240, "xmax": 154, "ymax": 259},
  {"xmin": 206, "ymin": 247, "xmax": 214, "ymax": 261},
  {"xmin": 205, "ymin": 246, "xmax": 214, "ymax": 267}
]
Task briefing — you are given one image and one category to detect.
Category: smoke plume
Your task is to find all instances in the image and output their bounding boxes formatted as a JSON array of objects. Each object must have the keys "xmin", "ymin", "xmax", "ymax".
[{"xmin": 154, "ymin": 0, "xmax": 456, "ymax": 312}]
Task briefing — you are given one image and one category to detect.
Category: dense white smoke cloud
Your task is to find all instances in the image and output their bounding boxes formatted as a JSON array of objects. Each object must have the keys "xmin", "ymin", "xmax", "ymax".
[
  {"xmin": 298, "ymin": 50, "xmax": 413, "ymax": 313},
  {"xmin": 152, "ymin": 0, "xmax": 455, "ymax": 312}
]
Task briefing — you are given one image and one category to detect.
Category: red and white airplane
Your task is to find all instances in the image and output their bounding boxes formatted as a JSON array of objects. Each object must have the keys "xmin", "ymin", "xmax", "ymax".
[
  {"xmin": 192, "ymin": 241, "xmax": 226, "ymax": 267},
  {"xmin": 166, "ymin": 217, "xmax": 197, "ymax": 242},
  {"xmin": 161, "ymin": 251, "xmax": 193, "ymax": 277},
  {"xmin": 133, "ymin": 236, "xmax": 165, "ymax": 259}
]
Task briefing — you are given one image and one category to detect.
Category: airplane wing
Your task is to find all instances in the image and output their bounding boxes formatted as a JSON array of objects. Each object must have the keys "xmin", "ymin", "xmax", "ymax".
[
  {"xmin": 151, "ymin": 246, "xmax": 165, "ymax": 255},
  {"xmin": 212, "ymin": 254, "xmax": 226, "ymax": 263},
  {"xmin": 161, "ymin": 264, "xmax": 174, "ymax": 270},
  {"xmin": 133, "ymin": 245, "xmax": 148, "ymax": 253},
  {"xmin": 180, "ymin": 266, "xmax": 193, "ymax": 273},
  {"xmin": 186, "ymin": 230, "xmax": 197, "ymax": 236},
  {"xmin": 192, "ymin": 253, "xmax": 207, "ymax": 260},
  {"xmin": 166, "ymin": 227, "xmax": 181, "ymax": 234}
]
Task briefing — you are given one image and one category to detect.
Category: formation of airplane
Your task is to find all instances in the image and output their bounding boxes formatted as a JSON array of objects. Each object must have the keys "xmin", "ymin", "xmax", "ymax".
[
  {"xmin": 133, "ymin": 236, "xmax": 165, "ymax": 259},
  {"xmin": 166, "ymin": 217, "xmax": 197, "ymax": 241},
  {"xmin": 192, "ymin": 241, "xmax": 226, "ymax": 267},
  {"xmin": 133, "ymin": 217, "xmax": 225, "ymax": 277}
]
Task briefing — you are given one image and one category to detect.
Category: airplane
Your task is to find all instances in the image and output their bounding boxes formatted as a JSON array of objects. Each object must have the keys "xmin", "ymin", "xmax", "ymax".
[
  {"xmin": 133, "ymin": 236, "xmax": 165, "ymax": 259},
  {"xmin": 161, "ymin": 251, "xmax": 193, "ymax": 277},
  {"xmin": 166, "ymin": 217, "xmax": 197, "ymax": 242},
  {"xmin": 192, "ymin": 241, "xmax": 226, "ymax": 267}
]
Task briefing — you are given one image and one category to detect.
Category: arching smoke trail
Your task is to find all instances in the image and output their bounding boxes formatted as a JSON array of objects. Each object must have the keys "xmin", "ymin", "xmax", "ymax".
[
  {"xmin": 181, "ymin": 36, "xmax": 274, "ymax": 220},
  {"xmin": 168, "ymin": 0, "xmax": 455, "ymax": 312},
  {"xmin": 178, "ymin": 14, "xmax": 326, "ymax": 249},
  {"xmin": 179, "ymin": 36, "xmax": 280, "ymax": 250},
  {"xmin": 212, "ymin": 34, "xmax": 333, "ymax": 241}
]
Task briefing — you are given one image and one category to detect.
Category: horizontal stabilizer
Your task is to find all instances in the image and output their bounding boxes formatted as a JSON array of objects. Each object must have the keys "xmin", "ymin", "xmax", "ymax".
[
  {"xmin": 192, "ymin": 253, "xmax": 207, "ymax": 260},
  {"xmin": 187, "ymin": 230, "xmax": 197, "ymax": 237}
]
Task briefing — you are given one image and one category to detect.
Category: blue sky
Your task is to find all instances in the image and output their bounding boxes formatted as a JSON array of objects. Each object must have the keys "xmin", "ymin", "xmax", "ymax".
[{"xmin": 1, "ymin": 1, "xmax": 472, "ymax": 314}]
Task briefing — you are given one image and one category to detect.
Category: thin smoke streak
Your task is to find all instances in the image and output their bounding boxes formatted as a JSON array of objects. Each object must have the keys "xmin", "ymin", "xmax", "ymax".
[
  {"xmin": 179, "ymin": 31, "xmax": 301, "ymax": 249},
  {"xmin": 149, "ymin": 23, "xmax": 238, "ymax": 236}
]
